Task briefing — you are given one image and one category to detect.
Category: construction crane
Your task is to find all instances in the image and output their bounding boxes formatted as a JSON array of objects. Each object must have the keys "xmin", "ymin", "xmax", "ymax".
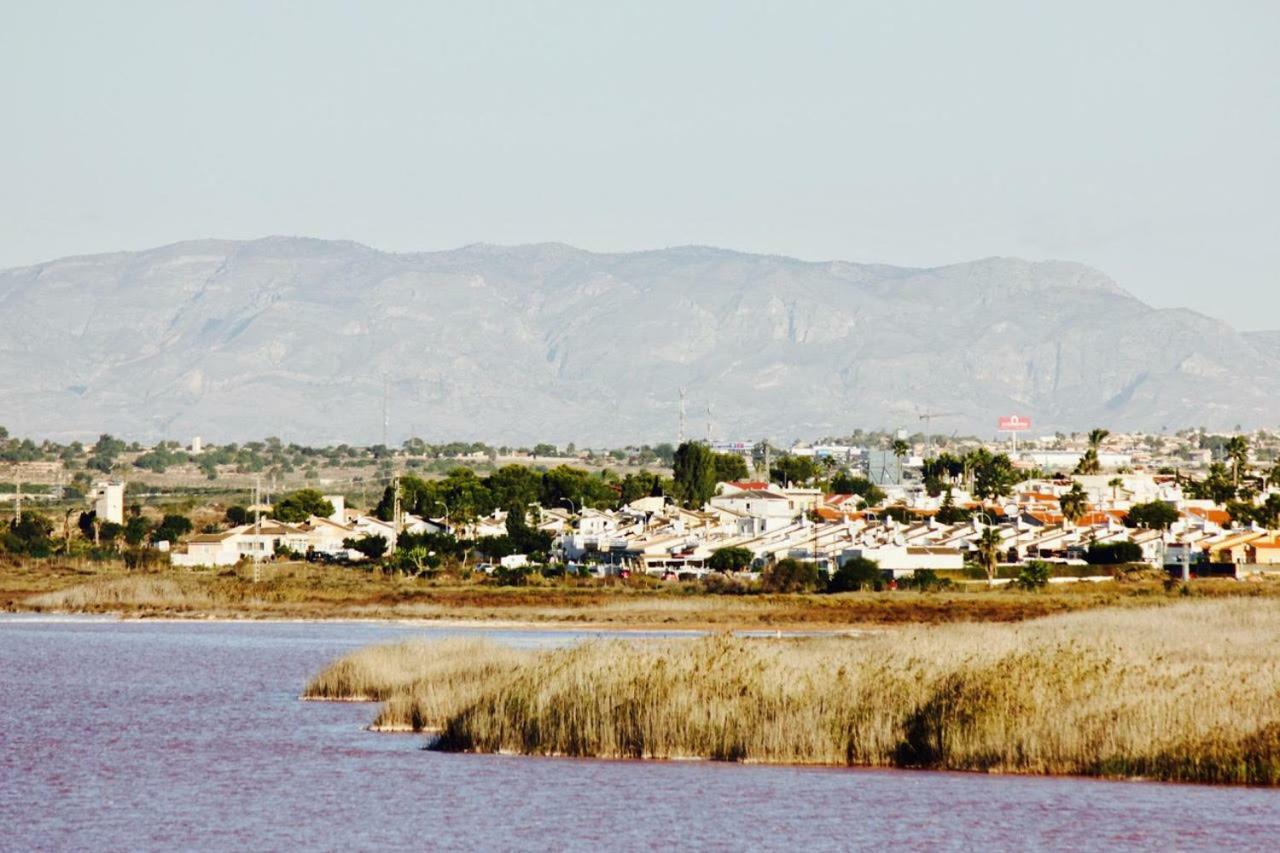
[
  {"xmin": 918, "ymin": 410, "xmax": 962, "ymax": 428},
  {"xmin": 917, "ymin": 411, "xmax": 963, "ymax": 457}
]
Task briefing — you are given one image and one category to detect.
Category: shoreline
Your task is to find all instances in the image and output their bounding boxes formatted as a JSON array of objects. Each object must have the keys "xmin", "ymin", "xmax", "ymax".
[{"xmin": 0, "ymin": 607, "xmax": 873, "ymax": 635}]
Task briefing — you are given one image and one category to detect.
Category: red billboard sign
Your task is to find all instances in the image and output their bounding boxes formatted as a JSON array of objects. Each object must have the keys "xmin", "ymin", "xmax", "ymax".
[{"xmin": 998, "ymin": 415, "xmax": 1031, "ymax": 432}]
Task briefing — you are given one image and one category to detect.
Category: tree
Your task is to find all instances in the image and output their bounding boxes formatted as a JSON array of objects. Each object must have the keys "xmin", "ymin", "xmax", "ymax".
[
  {"xmin": 1058, "ymin": 483, "xmax": 1088, "ymax": 527},
  {"xmin": 652, "ymin": 443, "xmax": 676, "ymax": 466},
  {"xmin": 619, "ymin": 471, "xmax": 663, "ymax": 505},
  {"xmin": 1187, "ymin": 463, "xmax": 1236, "ymax": 504},
  {"xmin": 540, "ymin": 465, "xmax": 617, "ymax": 511},
  {"xmin": 969, "ymin": 449, "xmax": 1020, "ymax": 500},
  {"xmin": 373, "ymin": 484, "xmax": 397, "ymax": 521},
  {"xmin": 343, "ymin": 534, "xmax": 387, "ymax": 560},
  {"xmin": 672, "ymin": 442, "xmax": 718, "ymax": 508},
  {"xmin": 2, "ymin": 513, "xmax": 54, "ymax": 557},
  {"xmin": 1085, "ymin": 541, "xmax": 1143, "ymax": 565},
  {"xmin": 485, "ymin": 465, "xmax": 543, "ymax": 512},
  {"xmin": 123, "ymin": 515, "xmax": 153, "ymax": 547},
  {"xmin": 78, "ymin": 510, "xmax": 100, "ymax": 545},
  {"xmin": 830, "ymin": 472, "xmax": 886, "ymax": 507},
  {"xmin": 761, "ymin": 558, "xmax": 821, "ymax": 593},
  {"xmin": 1267, "ymin": 462, "xmax": 1280, "ymax": 489},
  {"xmin": 935, "ymin": 487, "xmax": 971, "ymax": 524},
  {"xmin": 1226, "ymin": 500, "xmax": 1257, "ymax": 527},
  {"xmin": 98, "ymin": 522, "xmax": 122, "ymax": 545},
  {"xmin": 770, "ymin": 454, "xmax": 819, "ymax": 486},
  {"xmin": 1108, "ymin": 477, "xmax": 1124, "ymax": 501},
  {"xmin": 1226, "ymin": 436, "xmax": 1250, "ymax": 487},
  {"xmin": 827, "ymin": 556, "xmax": 882, "ymax": 592},
  {"xmin": 273, "ymin": 489, "xmax": 334, "ymax": 523},
  {"xmin": 712, "ymin": 452, "xmax": 749, "ymax": 484},
  {"xmin": 708, "ymin": 546, "xmax": 754, "ymax": 573},
  {"xmin": 1254, "ymin": 494, "xmax": 1280, "ymax": 529},
  {"xmin": 1017, "ymin": 560, "xmax": 1051, "ymax": 590},
  {"xmin": 891, "ymin": 439, "xmax": 910, "ymax": 461},
  {"xmin": 1074, "ymin": 428, "xmax": 1111, "ymax": 475},
  {"xmin": 224, "ymin": 505, "xmax": 249, "ymax": 526},
  {"xmin": 1125, "ymin": 501, "xmax": 1179, "ymax": 530},
  {"xmin": 504, "ymin": 504, "xmax": 553, "ymax": 557},
  {"xmin": 152, "ymin": 514, "xmax": 193, "ymax": 544},
  {"xmin": 975, "ymin": 527, "xmax": 1003, "ymax": 587}
]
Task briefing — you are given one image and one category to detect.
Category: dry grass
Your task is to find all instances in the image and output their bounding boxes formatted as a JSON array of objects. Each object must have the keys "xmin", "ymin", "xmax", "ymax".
[
  {"xmin": 24, "ymin": 576, "xmax": 219, "ymax": 611},
  {"xmin": 315, "ymin": 599, "xmax": 1280, "ymax": 784},
  {"xmin": 303, "ymin": 638, "xmax": 526, "ymax": 730},
  {"xmin": 10, "ymin": 558, "xmax": 1280, "ymax": 630}
]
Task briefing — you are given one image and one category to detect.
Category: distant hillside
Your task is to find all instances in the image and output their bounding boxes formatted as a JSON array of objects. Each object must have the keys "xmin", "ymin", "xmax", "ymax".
[{"xmin": 1, "ymin": 237, "xmax": 1276, "ymax": 444}]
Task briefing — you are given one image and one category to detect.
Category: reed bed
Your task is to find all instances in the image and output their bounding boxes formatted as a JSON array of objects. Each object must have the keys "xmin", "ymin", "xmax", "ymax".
[
  {"xmin": 303, "ymin": 638, "xmax": 527, "ymax": 730},
  {"xmin": 23, "ymin": 576, "xmax": 219, "ymax": 611},
  {"xmin": 316, "ymin": 599, "xmax": 1280, "ymax": 783}
]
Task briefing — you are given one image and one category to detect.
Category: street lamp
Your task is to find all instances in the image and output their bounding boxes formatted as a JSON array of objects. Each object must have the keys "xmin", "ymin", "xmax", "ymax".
[
  {"xmin": 560, "ymin": 498, "xmax": 576, "ymax": 516},
  {"xmin": 434, "ymin": 500, "xmax": 449, "ymax": 531}
]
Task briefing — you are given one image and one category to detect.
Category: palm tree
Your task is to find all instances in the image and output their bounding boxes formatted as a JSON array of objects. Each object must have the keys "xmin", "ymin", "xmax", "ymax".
[
  {"xmin": 976, "ymin": 527, "xmax": 1003, "ymax": 588},
  {"xmin": 892, "ymin": 438, "xmax": 910, "ymax": 461},
  {"xmin": 1226, "ymin": 436, "xmax": 1249, "ymax": 487},
  {"xmin": 1059, "ymin": 482, "xmax": 1088, "ymax": 528},
  {"xmin": 1074, "ymin": 428, "xmax": 1110, "ymax": 476},
  {"xmin": 1108, "ymin": 477, "xmax": 1124, "ymax": 501}
]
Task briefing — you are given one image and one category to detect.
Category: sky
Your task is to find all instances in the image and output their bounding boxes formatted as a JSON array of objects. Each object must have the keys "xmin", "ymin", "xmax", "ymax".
[{"xmin": 2, "ymin": 1, "xmax": 1278, "ymax": 327}]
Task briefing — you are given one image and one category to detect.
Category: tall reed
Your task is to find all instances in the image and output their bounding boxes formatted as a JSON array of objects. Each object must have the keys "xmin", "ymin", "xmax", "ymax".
[
  {"xmin": 318, "ymin": 599, "xmax": 1280, "ymax": 783},
  {"xmin": 303, "ymin": 638, "xmax": 527, "ymax": 730}
]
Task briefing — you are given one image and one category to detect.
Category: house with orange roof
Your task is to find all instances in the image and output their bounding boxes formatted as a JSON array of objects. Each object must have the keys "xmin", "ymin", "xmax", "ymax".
[
  {"xmin": 1203, "ymin": 529, "xmax": 1266, "ymax": 564},
  {"xmin": 1245, "ymin": 537, "xmax": 1280, "ymax": 566},
  {"xmin": 1184, "ymin": 506, "xmax": 1232, "ymax": 528}
]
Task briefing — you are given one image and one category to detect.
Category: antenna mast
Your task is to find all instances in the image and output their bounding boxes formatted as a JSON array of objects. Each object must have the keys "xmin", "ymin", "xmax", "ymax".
[
  {"xmin": 381, "ymin": 376, "xmax": 390, "ymax": 448},
  {"xmin": 678, "ymin": 387, "xmax": 687, "ymax": 445}
]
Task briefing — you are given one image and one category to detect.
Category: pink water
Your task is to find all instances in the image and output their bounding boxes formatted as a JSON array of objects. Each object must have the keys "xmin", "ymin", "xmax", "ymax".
[{"xmin": 1, "ymin": 616, "xmax": 1278, "ymax": 851}]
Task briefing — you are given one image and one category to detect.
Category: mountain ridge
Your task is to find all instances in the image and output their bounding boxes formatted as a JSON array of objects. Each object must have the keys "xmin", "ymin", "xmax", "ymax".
[{"xmin": 1, "ymin": 238, "xmax": 1275, "ymax": 444}]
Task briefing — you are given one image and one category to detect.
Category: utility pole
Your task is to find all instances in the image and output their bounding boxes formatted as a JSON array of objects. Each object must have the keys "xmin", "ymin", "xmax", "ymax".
[
  {"xmin": 390, "ymin": 473, "xmax": 401, "ymax": 553},
  {"xmin": 253, "ymin": 474, "xmax": 262, "ymax": 584},
  {"xmin": 14, "ymin": 480, "xmax": 21, "ymax": 524},
  {"xmin": 705, "ymin": 402, "xmax": 713, "ymax": 443}
]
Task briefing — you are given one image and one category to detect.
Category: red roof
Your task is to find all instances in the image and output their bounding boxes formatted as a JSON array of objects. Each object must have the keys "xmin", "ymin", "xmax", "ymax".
[
  {"xmin": 726, "ymin": 481, "xmax": 770, "ymax": 491},
  {"xmin": 1185, "ymin": 507, "xmax": 1231, "ymax": 525}
]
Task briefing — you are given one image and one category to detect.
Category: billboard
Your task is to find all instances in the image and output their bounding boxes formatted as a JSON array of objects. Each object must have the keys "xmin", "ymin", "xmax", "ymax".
[{"xmin": 998, "ymin": 415, "xmax": 1032, "ymax": 432}]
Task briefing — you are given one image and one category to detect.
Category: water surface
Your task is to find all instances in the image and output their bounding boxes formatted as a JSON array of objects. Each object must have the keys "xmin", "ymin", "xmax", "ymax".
[{"xmin": 1, "ymin": 616, "xmax": 1277, "ymax": 851}]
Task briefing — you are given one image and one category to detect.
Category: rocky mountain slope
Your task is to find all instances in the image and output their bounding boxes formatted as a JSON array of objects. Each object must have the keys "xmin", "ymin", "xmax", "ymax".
[{"xmin": 1, "ymin": 237, "xmax": 1275, "ymax": 444}]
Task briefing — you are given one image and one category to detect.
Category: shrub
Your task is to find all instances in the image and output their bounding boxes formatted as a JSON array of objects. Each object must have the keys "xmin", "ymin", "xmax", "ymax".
[
  {"xmin": 903, "ymin": 569, "xmax": 950, "ymax": 591},
  {"xmin": 827, "ymin": 557, "xmax": 882, "ymax": 592},
  {"xmin": 761, "ymin": 558, "xmax": 822, "ymax": 593},
  {"xmin": 708, "ymin": 546, "xmax": 754, "ymax": 573},
  {"xmin": 702, "ymin": 572, "xmax": 755, "ymax": 595},
  {"xmin": 1086, "ymin": 541, "xmax": 1144, "ymax": 565},
  {"xmin": 1017, "ymin": 560, "xmax": 1052, "ymax": 590},
  {"xmin": 343, "ymin": 534, "xmax": 388, "ymax": 560}
]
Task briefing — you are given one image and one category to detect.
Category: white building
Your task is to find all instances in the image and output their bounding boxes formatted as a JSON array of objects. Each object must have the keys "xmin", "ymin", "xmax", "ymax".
[
  {"xmin": 707, "ymin": 489, "xmax": 799, "ymax": 533},
  {"xmin": 91, "ymin": 481, "xmax": 125, "ymax": 525},
  {"xmin": 839, "ymin": 545, "xmax": 965, "ymax": 578}
]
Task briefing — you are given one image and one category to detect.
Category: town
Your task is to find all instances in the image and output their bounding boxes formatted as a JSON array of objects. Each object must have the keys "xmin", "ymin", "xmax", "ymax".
[{"xmin": 5, "ymin": 421, "xmax": 1280, "ymax": 589}]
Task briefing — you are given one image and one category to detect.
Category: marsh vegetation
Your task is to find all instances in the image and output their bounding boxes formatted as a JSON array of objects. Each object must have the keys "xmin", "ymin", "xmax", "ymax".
[{"xmin": 307, "ymin": 599, "xmax": 1280, "ymax": 784}]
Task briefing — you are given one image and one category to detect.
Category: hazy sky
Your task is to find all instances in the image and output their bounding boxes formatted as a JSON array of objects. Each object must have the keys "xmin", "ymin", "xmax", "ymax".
[{"xmin": 3, "ymin": 1, "xmax": 1278, "ymax": 327}]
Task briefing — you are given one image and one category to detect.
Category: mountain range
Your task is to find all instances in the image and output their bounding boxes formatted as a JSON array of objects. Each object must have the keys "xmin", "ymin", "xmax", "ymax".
[{"xmin": 1, "ymin": 237, "xmax": 1275, "ymax": 445}]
